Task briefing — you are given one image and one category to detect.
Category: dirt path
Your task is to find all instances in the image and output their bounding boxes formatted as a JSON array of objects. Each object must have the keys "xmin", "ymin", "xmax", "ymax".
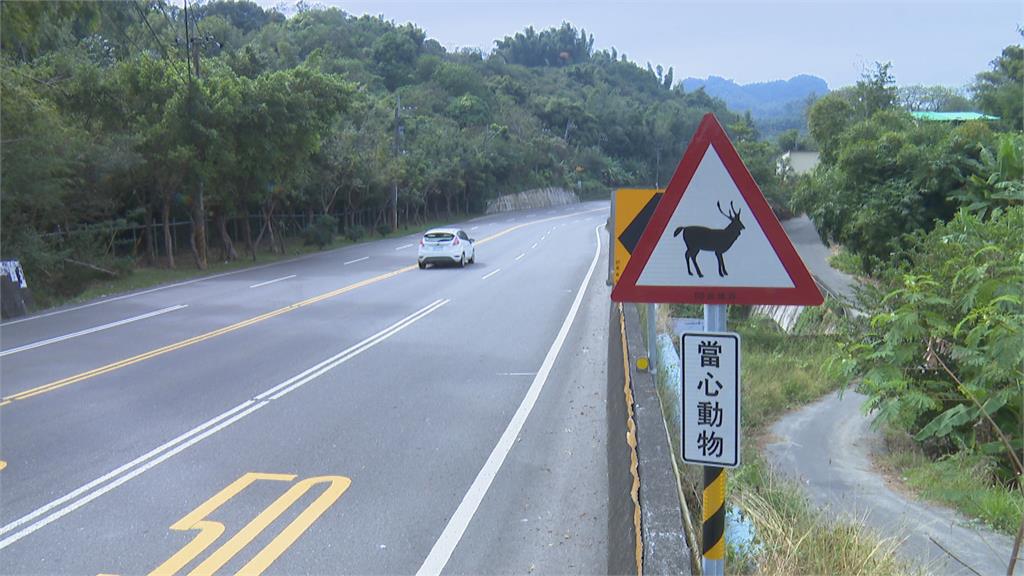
[{"xmin": 766, "ymin": 390, "xmax": 1015, "ymax": 575}]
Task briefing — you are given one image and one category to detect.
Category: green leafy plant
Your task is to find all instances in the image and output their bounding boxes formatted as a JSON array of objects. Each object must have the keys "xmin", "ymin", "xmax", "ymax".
[
  {"xmin": 953, "ymin": 132, "xmax": 1024, "ymax": 219},
  {"xmin": 344, "ymin": 225, "xmax": 366, "ymax": 243},
  {"xmin": 839, "ymin": 208, "xmax": 1023, "ymax": 479},
  {"xmin": 302, "ymin": 214, "xmax": 337, "ymax": 248}
]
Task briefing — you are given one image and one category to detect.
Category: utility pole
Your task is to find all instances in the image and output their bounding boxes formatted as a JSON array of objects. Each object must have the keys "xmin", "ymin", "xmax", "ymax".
[{"xmin": 391, "ymin": 94, "xmax": 401, "ymax": 232}]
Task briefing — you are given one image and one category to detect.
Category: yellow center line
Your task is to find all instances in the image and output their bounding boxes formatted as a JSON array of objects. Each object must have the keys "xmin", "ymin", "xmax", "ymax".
[{"xmin": 1, "ymin": 208, "xmax": 605, "ymax": 407}]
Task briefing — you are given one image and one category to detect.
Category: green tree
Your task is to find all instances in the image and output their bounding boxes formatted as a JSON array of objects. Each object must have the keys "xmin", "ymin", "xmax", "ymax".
[
  {"xmin": 807, "ymin": 93, "xmax": 854, "ymax": 164},
  {"xmin": 851, "ymin": 61, "xmax": 898, "ymax": 119},
  {"xmin": 972, "ymin": 44, "xmax": 1024, "ymax": 130}
]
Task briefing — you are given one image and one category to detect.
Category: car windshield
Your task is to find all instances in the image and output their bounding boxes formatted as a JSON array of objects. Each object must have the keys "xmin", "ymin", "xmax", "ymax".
[{"xmin": 424, "ymin": 233, "xmax": 454, "ymax": 241}]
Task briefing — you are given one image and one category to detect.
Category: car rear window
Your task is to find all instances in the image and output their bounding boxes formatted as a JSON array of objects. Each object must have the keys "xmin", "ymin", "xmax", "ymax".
[{"xmin": 424, "ymin": 233, "xmax": 454, "ymax": 241}]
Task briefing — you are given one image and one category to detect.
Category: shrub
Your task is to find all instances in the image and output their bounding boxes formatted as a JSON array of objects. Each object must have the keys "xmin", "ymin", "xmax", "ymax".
[
  {"xmin": 344, "ymin": 224, "xmax": 366, "ymax": 243},
  {"xmin": 303, "ymin": 215, "xmax": 337, "ymax": 249},
  {"xmin": 838, "ymin": 207, "xmax": 1023, "ymax": 479}
]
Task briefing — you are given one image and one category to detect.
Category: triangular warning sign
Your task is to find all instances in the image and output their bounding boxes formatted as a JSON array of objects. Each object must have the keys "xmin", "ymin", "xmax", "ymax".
[{"xmin": 612, "ymin": 114, "xmax": 823, "ymax": 305}]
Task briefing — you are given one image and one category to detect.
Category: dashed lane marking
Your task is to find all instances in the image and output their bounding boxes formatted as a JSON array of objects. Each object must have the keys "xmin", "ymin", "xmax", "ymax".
[
  {"xmin": 415, "ymin": 225, "xmax": 603, "ymax": 576},
  {"xmin": 0, "ymin": 209, "xmax": 603, "ymax": 408},
  {"xmin": 248, "ymin": 275, "xmax": 296, "ymax": 289}
]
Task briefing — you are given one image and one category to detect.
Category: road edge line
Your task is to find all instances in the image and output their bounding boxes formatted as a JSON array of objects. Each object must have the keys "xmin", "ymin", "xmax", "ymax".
[{"xmin": 415, "ymin": 224, "xmax": 603, "ymax": 576}]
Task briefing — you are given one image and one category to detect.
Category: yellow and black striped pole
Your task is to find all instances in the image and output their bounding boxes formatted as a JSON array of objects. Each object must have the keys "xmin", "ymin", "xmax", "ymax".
[{"xmin": 703, "ymin": 466, "xmax": 727, "ymax": 575}]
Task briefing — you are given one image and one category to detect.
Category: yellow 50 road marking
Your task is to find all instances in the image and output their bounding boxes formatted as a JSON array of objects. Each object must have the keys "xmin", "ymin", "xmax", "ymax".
[
  {"xmin": 113, "ymin": 472, "xmax": 350, "ymax": 576},
  {"xmin": 1, "ymin": 208, "xmax": 605, "ymax": 407}
]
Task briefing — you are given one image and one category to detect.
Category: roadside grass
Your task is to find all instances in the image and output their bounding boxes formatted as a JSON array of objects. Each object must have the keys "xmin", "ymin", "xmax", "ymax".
[
  {"xmin": 737, "ymin": 317, "xmax": 841, "ymax": 429},
  {"xmin": 35, "ymin": 215, "xmax": 471, "ymax": 312},
  {"xmin": 652, "ymin": 312, "xmax": 918, "ymax": 575},
  {"xmin": 733, "ymin": 319, "xmax": 919, "ymax": 574},
  {"xmin": 729, "ymin": 451, "xmax": 918, "ymax": 576},
  {"xmin": 878, "ymin": 434, "xmax": 1024, "ymax": 535}
]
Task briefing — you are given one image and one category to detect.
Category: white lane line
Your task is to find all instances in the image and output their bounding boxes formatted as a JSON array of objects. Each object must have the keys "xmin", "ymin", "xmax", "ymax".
[
  {"xmin": 496, "ymin": 372, "xmax": 536, "ymax": 376},
  {"xmin": 481, "ymin": 269, "xmax": 501, "ymax": 280},
  {"xmin": 396, "ymin": 244, "xmax": 415, "ymax": 250},
  {"xmin": 0, "ymin": 299, "xmax": 449, "ymax": 550},
  {"xmin": 531, "ymin": 243, "xmax": 538, "ymax": 249},
  {"xmin": 0, "ymin": 305, "xmax": 188, "ymax": 358},
  {"xmin": 248, "ymin": 274, "xmax": 296, "ymax": 289},
  {"xmin": 470, "ymin": 226, "xmax": 479, "ymax": 231},
  {"xmin": 416, "ymin": 225, "xmax": 602, "ymax": 576},
  {"xmin": 515, "ymin": 254, "xmax": 525, "ymax": 262},
  {"xmin": 344, "ymin": 256, "xmax": 369, "ymax": 266},
  {"xmin": 0, "ymin": 256, "xmax": 318, "ymax": 327}
]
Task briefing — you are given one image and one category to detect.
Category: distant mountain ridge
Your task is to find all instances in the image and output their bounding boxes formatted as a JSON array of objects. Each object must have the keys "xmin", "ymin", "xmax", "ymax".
[
  {"xmin": 682, "ymin": 75, "xmax": 829, "ymax": 112},
  {"xmin": 682, "ymin": 75, "xmax": 829, "ymax": 137}
]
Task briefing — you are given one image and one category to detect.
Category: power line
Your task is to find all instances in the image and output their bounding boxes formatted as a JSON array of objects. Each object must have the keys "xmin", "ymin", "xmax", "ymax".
[
  {"xmin": 185, "ymin": 0, "xmax": 202, "ymax": 37},
  {"xmin": 131, "ymin": 0, "xmax": 187, "ymax": 85}
]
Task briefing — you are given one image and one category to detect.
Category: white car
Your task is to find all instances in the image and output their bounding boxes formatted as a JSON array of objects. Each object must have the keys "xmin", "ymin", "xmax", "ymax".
[{"xmin": 417, "ymin": 228, "xmax": 476, "ymax": 268}]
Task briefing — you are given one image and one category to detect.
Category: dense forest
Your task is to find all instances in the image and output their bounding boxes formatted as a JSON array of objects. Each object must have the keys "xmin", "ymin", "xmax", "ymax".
[{"xmin": 2, "ymin": 0, "xmax": 751, "ymax": 304}]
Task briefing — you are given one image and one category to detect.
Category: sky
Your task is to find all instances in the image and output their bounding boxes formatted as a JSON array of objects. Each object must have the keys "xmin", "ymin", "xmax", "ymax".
[{"xmin": 256, "ymin": 0, "xmax": 1022, "ymax": 89}]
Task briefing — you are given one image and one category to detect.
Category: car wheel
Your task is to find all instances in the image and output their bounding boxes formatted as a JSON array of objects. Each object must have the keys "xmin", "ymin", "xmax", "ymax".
[
  {"xmin": 459, "ymin": 252, "xmax": 466, "ymax": 267},
  {"xmin": 468, "ymin": 251, "xmax": 475, "ymax": 264},
  {"xmin": 418, "ymin": 261, "xmax": 426, "ymax": 269}
]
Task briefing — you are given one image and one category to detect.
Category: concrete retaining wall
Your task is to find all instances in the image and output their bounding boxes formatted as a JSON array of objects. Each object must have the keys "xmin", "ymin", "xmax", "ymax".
[
  {"xmin": 485, "ymin": 188, "xmax": 579, "ymax": 214},
  {"xmin": 608, "ymin": 301, "xmax": 692, "ymax": 575},
  {"xmin": 750, "ymin": 304, "xmax": 806, "ymax": 333}
]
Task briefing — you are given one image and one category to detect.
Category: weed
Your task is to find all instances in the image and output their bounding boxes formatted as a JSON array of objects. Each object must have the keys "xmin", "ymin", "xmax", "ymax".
[{"xmin": 878, "ymin": 438, "xmax": 1024, "ymax": 535}]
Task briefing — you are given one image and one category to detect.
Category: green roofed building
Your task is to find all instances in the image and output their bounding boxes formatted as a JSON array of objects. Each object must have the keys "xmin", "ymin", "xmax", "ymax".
[{"xmin": 910, "ymin": 111, "xmax": 1000, "ymax": 122}]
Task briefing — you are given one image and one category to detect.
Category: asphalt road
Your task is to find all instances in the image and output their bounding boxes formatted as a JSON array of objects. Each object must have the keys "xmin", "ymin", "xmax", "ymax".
[
  {"xmin": 0, "ymin": 202, "xmax": 612, "ymax": 575},
  {"xmin": 781, "ymin": 214, "xmax": 857, "ymax": 303},
  {"xmin": 767, "ymin": 391, "xmax": 1014, "ymax": 576}
]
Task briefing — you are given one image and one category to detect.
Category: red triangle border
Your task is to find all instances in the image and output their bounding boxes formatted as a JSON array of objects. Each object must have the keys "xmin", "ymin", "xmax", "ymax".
[{"xmin": 611, "ymin": 114, "xmax": 823, "ymax": 306}]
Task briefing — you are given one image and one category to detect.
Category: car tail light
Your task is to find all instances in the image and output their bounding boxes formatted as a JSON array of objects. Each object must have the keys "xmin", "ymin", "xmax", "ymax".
[{"xmin": 452, "ymin": 237, "xmax": 460, "ymax": 246}]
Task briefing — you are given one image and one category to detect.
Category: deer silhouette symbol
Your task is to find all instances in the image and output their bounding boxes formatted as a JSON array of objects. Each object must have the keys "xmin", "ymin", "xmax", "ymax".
[{"xmin": 672, "ymin": 201, "xmax": 745, "ymax": 278}]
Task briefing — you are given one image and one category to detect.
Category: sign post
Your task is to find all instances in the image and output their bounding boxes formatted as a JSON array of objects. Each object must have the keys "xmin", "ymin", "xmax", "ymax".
[
  {"xmin": 681, "ymin": 307, "xmax": 738, "ymax": 575},
  {"xmin": 611, "ymin": 113, "xmax": 823, "ymax": 575}
]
